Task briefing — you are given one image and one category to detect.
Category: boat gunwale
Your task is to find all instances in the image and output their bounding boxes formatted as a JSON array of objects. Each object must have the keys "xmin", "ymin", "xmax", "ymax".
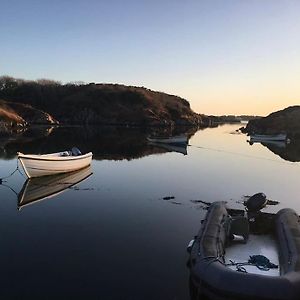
[
  {"xmin": 148, "ymin": 135, "xmax": 187, "ymax": 139},
  {"xmin": 18, "ymin": 152, "xmax": 93, "ymax": 162}
]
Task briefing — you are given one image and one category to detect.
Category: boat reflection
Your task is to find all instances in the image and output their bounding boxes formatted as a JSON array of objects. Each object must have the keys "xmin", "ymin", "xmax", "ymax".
[
  {"xmin": 1, "ymin": 125, "xmax": 198, "ymax": 160},
  {"xmin": 248, "ymin": 138, "xmax": 300, "ymax": 162},
  {"xmin": 18, "ymin": 166, "xmax": 93, "ymax": 210}
]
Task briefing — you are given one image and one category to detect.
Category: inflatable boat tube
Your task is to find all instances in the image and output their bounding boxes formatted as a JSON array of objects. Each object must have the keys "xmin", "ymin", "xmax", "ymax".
[{"xmin": 188, "ymin": 202, "xmax": 300, "ymax": 300}]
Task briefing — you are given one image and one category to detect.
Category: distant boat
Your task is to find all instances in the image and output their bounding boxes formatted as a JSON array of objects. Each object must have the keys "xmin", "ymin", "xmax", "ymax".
[
  {"xmin": 147, "ymin": 135, "xmax": 188, "ymax": 145},
  {"xmin": 18, "ymin": 147, "xmax": 93, "ymax": 178},
  {"xmin": 249, "ymin": 133, "xmax": 287, "ymax": 142},
  {"xmin": 18, "ymin": 166, "xmax": 93, "ymax": 210}
]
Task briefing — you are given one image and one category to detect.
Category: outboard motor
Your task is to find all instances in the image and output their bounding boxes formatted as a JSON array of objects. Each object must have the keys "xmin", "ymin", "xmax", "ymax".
[
  {"xmin": 71, "ymin": 147, "xmax": 82, "ymax": 156},
  {"xmin": 244, "ymin": 193, "xmax": 267, "ymax": 212}
]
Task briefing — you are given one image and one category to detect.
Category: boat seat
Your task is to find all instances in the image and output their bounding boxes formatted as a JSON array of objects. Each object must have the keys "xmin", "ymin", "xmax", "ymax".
[
  {"xmin": 71, "ymin": 147, "xmax": 82, "ymax": 156},
  {"xmin": 228, "ymin": 216, "xmax": 249, "ymax": 243}
]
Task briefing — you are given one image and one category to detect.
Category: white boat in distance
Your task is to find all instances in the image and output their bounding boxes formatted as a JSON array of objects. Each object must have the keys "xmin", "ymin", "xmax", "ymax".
[
  {"xmin": 249, "ymin": 133, "xmax": 287, "ymax": 142},
  {"xmin": 18, "ymin": 147, "xmax": 93, "ymax": 178},
  {"xmin": 147, "ymin": 135, "xmax": 188, "ymax": 145}
]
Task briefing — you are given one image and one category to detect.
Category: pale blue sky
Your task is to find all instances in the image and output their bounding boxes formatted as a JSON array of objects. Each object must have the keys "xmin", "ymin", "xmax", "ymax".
[{"xmin": 1, "ymin": 0, "xmax": 300, "ymax": 115}]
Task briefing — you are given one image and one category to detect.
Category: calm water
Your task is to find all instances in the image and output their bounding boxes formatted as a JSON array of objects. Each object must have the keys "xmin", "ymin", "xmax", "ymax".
[{"xmin": 0, "ymin": 124, "xmax": 299, "ymax": 299}]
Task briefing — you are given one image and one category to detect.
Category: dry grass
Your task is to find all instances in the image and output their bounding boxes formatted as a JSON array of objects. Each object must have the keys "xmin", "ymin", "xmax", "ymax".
[{"xmin": 0, "ymin": 101, "xmax": 25, "ymax": 123}]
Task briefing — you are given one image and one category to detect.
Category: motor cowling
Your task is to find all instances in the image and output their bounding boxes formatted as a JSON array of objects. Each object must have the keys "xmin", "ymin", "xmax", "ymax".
[{"xmin": 244, "ymin": 193, "xmax": 267, "ymax": 212}]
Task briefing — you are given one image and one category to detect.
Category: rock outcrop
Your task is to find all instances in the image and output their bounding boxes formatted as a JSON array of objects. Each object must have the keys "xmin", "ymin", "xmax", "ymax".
[{"xmin": 0, "ymin": 100, "xmax": 58, "ymax": 127}]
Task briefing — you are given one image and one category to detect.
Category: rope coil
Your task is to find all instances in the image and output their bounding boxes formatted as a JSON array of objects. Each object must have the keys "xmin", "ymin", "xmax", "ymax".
[{"xmin": 226, "ymin": 255, "xmax": 278, "ymax": 273}]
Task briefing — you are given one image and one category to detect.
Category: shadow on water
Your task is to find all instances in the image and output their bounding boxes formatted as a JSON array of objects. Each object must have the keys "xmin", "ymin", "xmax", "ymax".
[
  {"xmin": 0, "ymin": 125, "xmax": 200, "ymax": 160},
  {"xmin": 248, "ymin": 139, "xmax": 300, "ymax": 162}
]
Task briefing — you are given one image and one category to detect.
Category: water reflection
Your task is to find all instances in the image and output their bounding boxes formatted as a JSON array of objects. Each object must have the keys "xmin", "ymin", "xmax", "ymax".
[
  {"xmin": 248, "ymin": 139, "xmax": 300, "ymax": 162},
  {"xmin": 0, "ymin": 125, "xmax": 198, "ymax": 160},
  {"xmin": 18, "ymin": 166, "xmax": 92, "ymax": 210},
  {"xmin": 0, "ymin": 123, "xmax": 300, "ymax": 299},
  {"xmin": 0, "ymin": 125, "xmax": 55, "ymax": 159}
]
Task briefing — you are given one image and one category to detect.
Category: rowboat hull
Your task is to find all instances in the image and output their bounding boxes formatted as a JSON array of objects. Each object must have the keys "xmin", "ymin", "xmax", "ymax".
[
  {"xmin": 148, "ymin": 141, "xmax": 188, "ymax": 155},
  {"xmin": 249, "ymin": 133, "xmax": 287, "ymax": 142},
  {"xmin": 147, "ymin": 135, "xmax": 188, "ymax": 145},
  {"xmin": 18, "ymin": 151, "xmax": 93, "ymax": 178}
]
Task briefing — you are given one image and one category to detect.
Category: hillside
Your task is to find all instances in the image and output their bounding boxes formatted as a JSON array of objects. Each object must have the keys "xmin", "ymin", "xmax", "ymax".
[{"xmin": 0, "ymin": 76, "xmax": 209, "ymax": 127}]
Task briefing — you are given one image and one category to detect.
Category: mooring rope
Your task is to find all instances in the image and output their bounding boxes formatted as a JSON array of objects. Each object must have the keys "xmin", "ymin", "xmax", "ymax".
[
  {"xmin": 0, "ymin": 158, "xmax": 26, "ymax": 185},
  {"xmin": 188, "ymin": 144, "xmax": 293, "ymax": 165},
  {"xmin": 225, "ymin": 255, "xmax": 278, "ymax": 273},
  {"xmin": 0, "ymin": 182, "xmax": 19, "ymax": 196}
]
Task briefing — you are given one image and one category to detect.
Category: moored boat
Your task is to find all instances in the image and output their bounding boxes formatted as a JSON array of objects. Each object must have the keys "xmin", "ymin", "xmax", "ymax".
[
  {"xmin": 147, "ymin": 135, "xmax": 188, "ymax": 145},
  {"xmin": 249, "ymin": 133, "xmax": 287, "ymax": 142},
  {"xmin": 148, "ymin": 141, "xmax": 188, "ymax": 155},
  {"xmin": 187, "ymin": 201, "xmax": 300, "ymax": 300},
  {"xmin": 18, "ymin": 147, "xmax": 93, "ymax": 178}
]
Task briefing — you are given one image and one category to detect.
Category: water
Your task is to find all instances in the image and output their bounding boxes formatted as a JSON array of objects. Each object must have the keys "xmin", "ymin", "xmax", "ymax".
[{"xmin": 0, "ymin": 124, "xmax": 299, "ymax": 299}]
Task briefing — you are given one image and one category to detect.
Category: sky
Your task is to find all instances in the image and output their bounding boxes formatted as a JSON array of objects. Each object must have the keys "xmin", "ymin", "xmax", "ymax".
[{"xmin": 1, "ymin": 0, "xmax": 300, "ymax": 116}]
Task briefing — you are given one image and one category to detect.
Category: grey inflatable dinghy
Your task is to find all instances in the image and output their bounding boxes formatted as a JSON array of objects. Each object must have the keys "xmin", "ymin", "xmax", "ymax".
[{"xmin": 187, "ymin": 201, "xmax": 300, "ymax": 300}]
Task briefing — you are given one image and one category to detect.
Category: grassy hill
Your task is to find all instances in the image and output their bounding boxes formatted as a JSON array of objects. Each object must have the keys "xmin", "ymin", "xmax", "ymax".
[
  {"xmin": 0, "ymin": 100, "xmax": 26, "ymax": 124},
  {"xmin": 0, "ymin": 76, "xmax": 208, "ymax": 126}
]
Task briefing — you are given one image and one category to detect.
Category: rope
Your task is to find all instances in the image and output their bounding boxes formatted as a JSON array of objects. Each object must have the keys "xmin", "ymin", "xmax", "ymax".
[
  {"xmin": 225, "ymin": 255, "xmax": 279, "ymax": 273},
  {"xmin": 198, "ymin": 254, "xmax": 278, "ymax": 274},
  {"xmin": 0, "ymin": 183, "xmax": 19, "ymax": 196},
  {"xmin": 188, "ymin": 144, "xmax": 292, "ymax": 165},
  {"xmin": 0, "ymin": 158, "xmax": 25, "ymax": 184}
]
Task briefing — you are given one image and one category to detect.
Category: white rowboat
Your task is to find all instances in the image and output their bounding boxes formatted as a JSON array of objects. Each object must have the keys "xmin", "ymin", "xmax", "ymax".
[
  {"xmin": 147, "ymin": 135, "xmax": 188, "ymax": 145},
  {"xmin": 18, "ymin": 149, "xmax": 93, "ymax": 178},
  {"xmin": 148, "ymin": 141, "xmax": 188, "ymax": 155},
  {"xmin": 249, "ymin": 133, "xmax": 287, "ymax": 142}
]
